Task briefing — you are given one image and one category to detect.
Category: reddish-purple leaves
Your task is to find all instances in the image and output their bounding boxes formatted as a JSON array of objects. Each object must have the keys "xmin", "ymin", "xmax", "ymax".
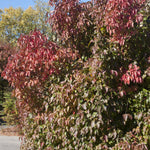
[
  {"xmin": 2, "ymin": 31, "xmax": 57, "ymax": 88},
  {"xmin": 0, "ymin": 40, "xmax": 16, "ymax": 73},
  {"xmin": 48, "ymin": 0, "xmax": 94, "ymax": 47},
  {"xmin": 48, "ymin": 0, "xmax": 145, "ymax": 46},
  {"xmin": 48, "ymin": 0, "xmax": 82, "ymax": 40},
  {"xmin": 121, "ymin": 64, "xmax": 143, "ymax": 85},
  {"xmin": 104, "ymin": 0, "xmax": 146, "ymax": 45},
  {"xmin": 2, "ymin": 30, "xmax": 78, "ymax": 89}
]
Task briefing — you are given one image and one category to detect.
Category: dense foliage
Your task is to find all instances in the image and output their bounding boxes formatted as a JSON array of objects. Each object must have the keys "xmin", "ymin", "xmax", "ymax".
[
  {"xmin": 0, "ymin": 39, "xmax": 15, "ymax": 73},
  {"xmin": 1, "ymin": 0, "xmax": 150, "ymax": 149}
]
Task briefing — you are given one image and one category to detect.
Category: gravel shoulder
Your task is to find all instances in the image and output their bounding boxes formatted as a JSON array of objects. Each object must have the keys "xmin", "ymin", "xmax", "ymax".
[{"xmin": 0, "ymin": 125, "xmax": 20, "ymax": 136}]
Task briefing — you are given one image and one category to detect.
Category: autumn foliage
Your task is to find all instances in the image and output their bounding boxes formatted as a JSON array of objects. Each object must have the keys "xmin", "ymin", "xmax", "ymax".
[
  {"xmin": 2, "ymin": 30, "xmax": 77, "ymax": 88},
  {"xmin": 1, "ymin": 0, "xmax": 150, "ymax": 149},
  {"xmin": 121, "ymin": 64, "xmax": 143, "ymax": 85},
  {"xmin": 104, "ymin": 0, "xmax": 146, "ymax": 45},
  {"xmin": 0, "ymin": 39, "xmax": 15, "ymax": 73}
]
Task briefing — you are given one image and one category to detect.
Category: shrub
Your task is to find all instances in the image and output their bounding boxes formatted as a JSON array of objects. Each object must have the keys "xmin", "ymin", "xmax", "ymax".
[{"xmin": 2, "ymin": 0, "xmax": 150, "ymax": 149}]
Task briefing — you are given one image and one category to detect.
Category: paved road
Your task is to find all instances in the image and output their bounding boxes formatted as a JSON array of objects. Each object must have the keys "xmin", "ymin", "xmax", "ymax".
[{"xmin": 0, "ymin": 136, "xmax": 21, "ymax": 150}]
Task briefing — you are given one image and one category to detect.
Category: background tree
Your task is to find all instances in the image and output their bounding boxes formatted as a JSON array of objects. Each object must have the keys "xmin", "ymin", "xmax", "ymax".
[
  {"xmin": 34, "ymin": 0, "xmax": 52, "ymax": 36},
  {"xmin": 0, "ymin": 1, "xmax": 53, "ymax": 46}
]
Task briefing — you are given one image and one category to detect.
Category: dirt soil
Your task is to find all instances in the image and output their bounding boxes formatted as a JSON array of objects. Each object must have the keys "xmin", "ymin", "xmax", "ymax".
[{"xmin": 0, "ymin": 126, "xmax": 20, "ymax": 136}]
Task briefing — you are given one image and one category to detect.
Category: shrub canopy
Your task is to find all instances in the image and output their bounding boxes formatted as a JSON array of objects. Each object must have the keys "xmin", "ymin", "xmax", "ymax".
[{"xmin": 2, "ymin": 0, "xmax": 150, "ymax": 149}]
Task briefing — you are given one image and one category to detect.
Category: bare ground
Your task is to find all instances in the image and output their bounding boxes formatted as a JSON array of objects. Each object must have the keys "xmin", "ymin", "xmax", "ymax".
[{"xmin": 0, "ymin": 125, "xmax": 20, "ymax": 136}]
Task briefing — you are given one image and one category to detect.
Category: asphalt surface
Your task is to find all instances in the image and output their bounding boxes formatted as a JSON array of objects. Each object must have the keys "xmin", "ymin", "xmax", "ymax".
[{"xmin": 0, "ymin": 136, "xmax": 21, "ymax": 150}]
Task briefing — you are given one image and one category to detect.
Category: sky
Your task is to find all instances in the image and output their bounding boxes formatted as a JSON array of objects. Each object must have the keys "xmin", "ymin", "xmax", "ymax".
[
  {"xmin": 0, "ymin": 0, "xmax": 88, "ymax": 11},
  {"xmin": 0, "ymin": 0, "xmax": 49, "ymax": 10}
]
